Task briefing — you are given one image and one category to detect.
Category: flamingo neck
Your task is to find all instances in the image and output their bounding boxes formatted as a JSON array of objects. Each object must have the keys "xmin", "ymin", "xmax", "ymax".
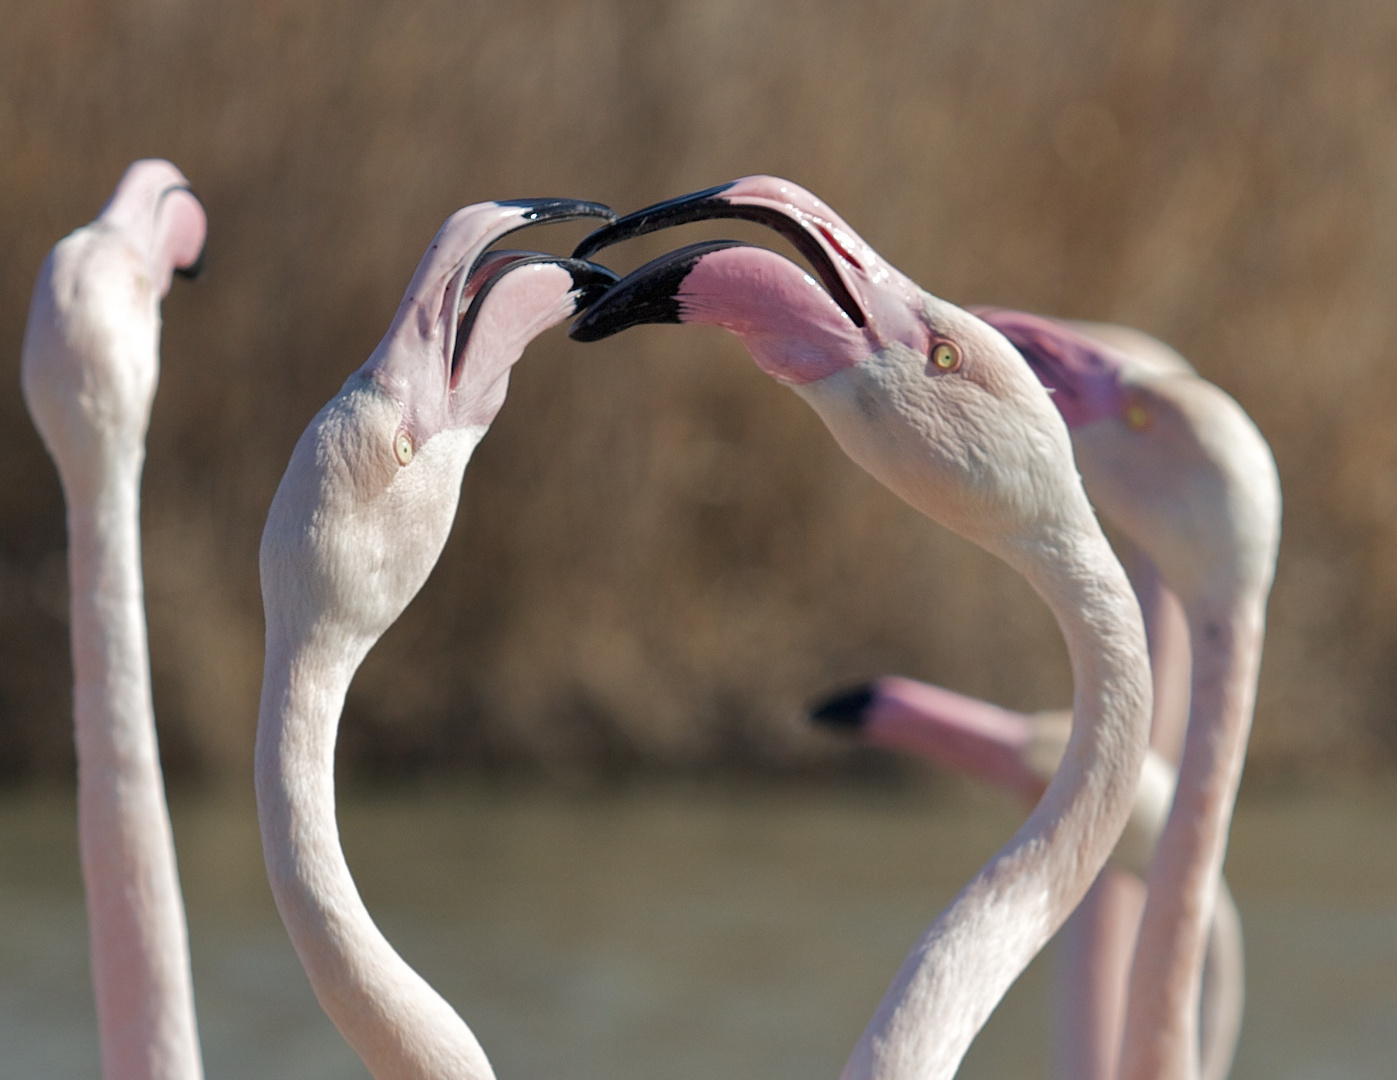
[
  {"xmin": 1124, "ymin": 548, "xmax": 1192, "ymax": 764},
  {"xmin": 1050, "ymin": 544, "xmax": 1189, "ymax": 1080},
  {"xmin": 255, "ymin": 629, "xmax": 496, "ymax": 1080},
  {"xmin": 65, "ymin": 466, "xmax": 204, "ymax": 1080},
  {"xmin": 1119, "ymin": 596, "xmax": 1267, "ymax": 1080},
  {"xmin": 842, "ymin": 527, "xmax": 1151, "ymax": 1080}
]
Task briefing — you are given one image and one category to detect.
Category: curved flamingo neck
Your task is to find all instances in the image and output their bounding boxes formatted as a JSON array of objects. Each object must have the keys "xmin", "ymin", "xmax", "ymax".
[
  {"xmin": 842, "ymin": 527, "xmax": 1151, "ymax": 1080},
  {"xmin": 1119, "ymin": 595, "xmax": 1267, "ymax": 1080},
  {"xmin": 255, "ymin": 629, "xmax": 496, "ymax": 1080},
  {"xmin": 66, "ymin": 466, "xmax": 204, "ymax": 1080}
]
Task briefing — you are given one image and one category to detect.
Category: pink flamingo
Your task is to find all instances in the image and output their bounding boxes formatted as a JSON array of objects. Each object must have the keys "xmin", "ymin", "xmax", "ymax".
[
  {"xmin": 568, "ymin": 175, "xmax": 1154, "ymax": 1080},
  {"xmin": 972, "ymin": 309, "xmax": 1280, "ymax": 1080},
  {"xmin": 808, "ymin": 310, "xmax": 1270, "ymax": 1080},
  {"xmin": 810, "ymin": 675, "xmax": 1244, "ymax": 1080},
  {"xmin": 254, "ymin": 199, "xmax": 617, "ymax": 1079},
  {"xmin": 21, "ymin": 160, "xmax": 207, "ymax": 1080}
]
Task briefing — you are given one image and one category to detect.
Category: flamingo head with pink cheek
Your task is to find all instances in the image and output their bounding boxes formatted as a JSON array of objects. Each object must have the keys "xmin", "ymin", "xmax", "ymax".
[
  {"xmin": 974, "ymin": 308, "xmax": 1281, "ymax": 607},
  {"xmin": 568, "ymin": 176, "xmax": 1092, "ymax": 564},
  {"xmin": 260, "ymin": 200, "xmax": 617, "ymax": 654}
]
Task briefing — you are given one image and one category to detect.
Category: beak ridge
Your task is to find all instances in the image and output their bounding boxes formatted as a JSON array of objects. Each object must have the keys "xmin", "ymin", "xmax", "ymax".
[
  {"xmin": 570, "ymin": 183, "xmax": 738, "ymax": 260},
  {"xmin": 498, "ymin": 198, "xmax": 617, "ymax": 227}
]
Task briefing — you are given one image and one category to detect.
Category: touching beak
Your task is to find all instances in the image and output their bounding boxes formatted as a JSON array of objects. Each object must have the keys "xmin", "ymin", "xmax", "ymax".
[
  {"xmin": 566, "ymin": 176, "xmax": 929, "ymax": 382},
  {"xmin": 571, "ymin": 178, "xmax": 869, "ymax": 327},
  {"xmin": 453, "ymin": 248, "xmax": 617, "ymax": 371}
]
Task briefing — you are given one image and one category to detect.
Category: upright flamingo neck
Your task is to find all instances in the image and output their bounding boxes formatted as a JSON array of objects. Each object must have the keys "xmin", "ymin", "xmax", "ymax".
[
  {"xmin": 255, "ymin": 630, "xmax": 496, "ymax": 1080},
  {"xmin": 1125, "ymin": 548, "xmax": 1192, "ymax": 763},
  {"xmin": 1052, "ymin": 544, "xmax": 1191, "ymax": 1080},
  {"xmin": 65, "ymin": 467, "xmax": 204, "ymax": 1080},
  {"xmin": 842, "ymin": 527, "xmax": 1151, "ymax": 1080},
  {"xmin": 1119, "ymin": 597, "xmax": 1267, "ymax": 1080}
]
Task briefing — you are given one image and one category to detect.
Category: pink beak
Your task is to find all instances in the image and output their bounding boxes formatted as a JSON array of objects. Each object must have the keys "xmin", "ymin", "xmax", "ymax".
[{"xmin": 812, "ymin": 677, "xmax": 1044, "ymax": 799}]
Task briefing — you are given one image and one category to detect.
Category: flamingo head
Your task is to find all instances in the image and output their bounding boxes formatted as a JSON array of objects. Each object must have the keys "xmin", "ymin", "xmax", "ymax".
[
  {"xmin": 97, "ymin": 158, "xmax": 207, "ymax": 295},
  {"xmin": 975, "ymin": 309, "xmax": 1281, "ymax": 606},
  {"xmin": 568, "ymin": 176, "xmax": 1094, "ymax": 562},
  {"xmin": 21, "ymin": 159, "xmax": 207, "ymax": 497},
  {"xmin": 260, "ymin": 199, "xmax": 617, "ymax": 656}
]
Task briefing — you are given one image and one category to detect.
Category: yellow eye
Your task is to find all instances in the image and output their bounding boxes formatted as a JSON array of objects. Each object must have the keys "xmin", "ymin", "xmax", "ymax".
[
  {"xmin": 931, "ymin": 342, "xmax": 961, "ymax": 372},
  {"xmin": 1125, "ymin": 403, "xmax": 1150, "ymax": 431},
  {"xmin": 394, "ymin": 431, "xmax": 415, "ymax": 466}
]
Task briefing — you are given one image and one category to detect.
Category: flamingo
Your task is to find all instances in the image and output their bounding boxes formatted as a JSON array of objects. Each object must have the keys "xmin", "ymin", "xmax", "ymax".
[
  {"xmin": 807, "ymin": 309, "xmax": 1277, "ymax": 1080},
  {"xmin": 20, "ymin": 160, "xmax": 207, "ymax": 1080},
  {"xmin": 970, "ymin": 309, "xmax": 1280, "ymax": 1080},
  {"xmin": 254, "ymin": 199, "xmax": 617, "ymax": 1079},
  {"xmin": 809, "ymin": 675, "xmax": 1244, "ymax": 1080},
  {"xmin": 567, "ymin": 175, "xmax": 1154, "ymax": 1080}
]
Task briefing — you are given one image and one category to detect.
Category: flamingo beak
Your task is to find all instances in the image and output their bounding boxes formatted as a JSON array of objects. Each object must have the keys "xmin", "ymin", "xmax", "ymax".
[
  {"xmin": 452, "ymin": 250, "xmax": 617, "ymax": 371},
  {"xmin": 456, "ymin": 199, "xmax": 617, "ymax": 289},
  {"xmin": 166, "ymin": 185, "xmax": 205, "ymax": 280},
  {"xmin": 810, "ymin": 683, "xmax": 878, "ymax": 729},
  {"xmin": 173, "ymin": 254, "xmax": 203, "ymax": 280},
  {"xmin": 565, "ymin": 177, "xmax": 936, "ymax": 386},
  {"xmin": 360, "ymin": 198, "xmax": 616, "ymax": 435},
  {"xmin": 810, "ymin": 677, "xmax": 1044, "ymax": 798},
  {"xmin": 565, "ymin": 238, "xmax": 752, "ymax": 342},
  {"xmin": 570, "ymin": 178, "xmax": 869, "ymax": 329}
]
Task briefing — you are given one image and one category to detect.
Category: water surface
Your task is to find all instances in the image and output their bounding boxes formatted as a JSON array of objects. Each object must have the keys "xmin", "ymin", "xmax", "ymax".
[{"xmin": 2, "ymin": 784, "xmax": 1394, "ymax": 1078}]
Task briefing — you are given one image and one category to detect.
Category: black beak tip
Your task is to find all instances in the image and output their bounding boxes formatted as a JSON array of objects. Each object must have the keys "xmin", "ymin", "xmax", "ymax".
[
  {"xmin": 173, "ymin": 250, "xmax": 204, "ymax": 281},
  {"xmin": 498, "ymin": 198, "xmax": 617, "ymax": 227},
  {"xmin": 566, "ymin": 260, "xmax": 621, "ymax": 314},
  {"xmin": 568, "ymin": 238, "xmax": 749, "ymax": 343},
  {"xmin": 809, "ymin": 683, "xmax": 876, "ymax": 731},
  {"xmin": 570, "ymin": 283, "xmax": 610, "ymax": 314},
  {"xmin": 570, "ymin": 229, "xmax": 608, "ymax": 262},
  {"xmin": 568, "ymin": 302, "xmax": 630, "ymax": 342}
]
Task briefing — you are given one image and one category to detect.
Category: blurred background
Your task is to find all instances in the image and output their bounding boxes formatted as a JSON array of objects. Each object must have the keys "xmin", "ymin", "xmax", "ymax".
[
  {"xmin": 3, "ymin": 1, "xmax": 1397, "ymax": 1077},
  {"xmin": 5, "ymin": 0, "xmax": 1397, "ymax": 785}
]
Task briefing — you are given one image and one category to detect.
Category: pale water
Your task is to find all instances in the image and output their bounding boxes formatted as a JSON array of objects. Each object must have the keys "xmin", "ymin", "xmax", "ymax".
[{"xmin": 1, "ymin": 784, "xmax": 1394, "ymax": 1079}]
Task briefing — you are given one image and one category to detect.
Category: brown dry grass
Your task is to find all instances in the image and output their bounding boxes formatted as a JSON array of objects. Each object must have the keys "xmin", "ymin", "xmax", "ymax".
[{"xmin": 3, "ymin": 0, "xmax": 1396, "ymax": 783}]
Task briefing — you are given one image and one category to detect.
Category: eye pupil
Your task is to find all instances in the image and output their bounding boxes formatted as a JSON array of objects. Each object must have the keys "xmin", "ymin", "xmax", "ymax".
[{"xmin": 932, "ymin": 342, "xmax": 960, "ymax": 371}]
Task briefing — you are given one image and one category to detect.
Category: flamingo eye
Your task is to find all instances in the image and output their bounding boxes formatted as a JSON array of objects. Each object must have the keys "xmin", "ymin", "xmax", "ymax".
[
  {"xmin": 930, "ymin": 342, "xmax": 961, "ymax": 372},
  {"xmin": 394, "ymin": 431, "xmax": 415, "ymax": 466},
  {"xmin": 1125, "ymin": 403, "xmax": 1150, "ymax": 431}
]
